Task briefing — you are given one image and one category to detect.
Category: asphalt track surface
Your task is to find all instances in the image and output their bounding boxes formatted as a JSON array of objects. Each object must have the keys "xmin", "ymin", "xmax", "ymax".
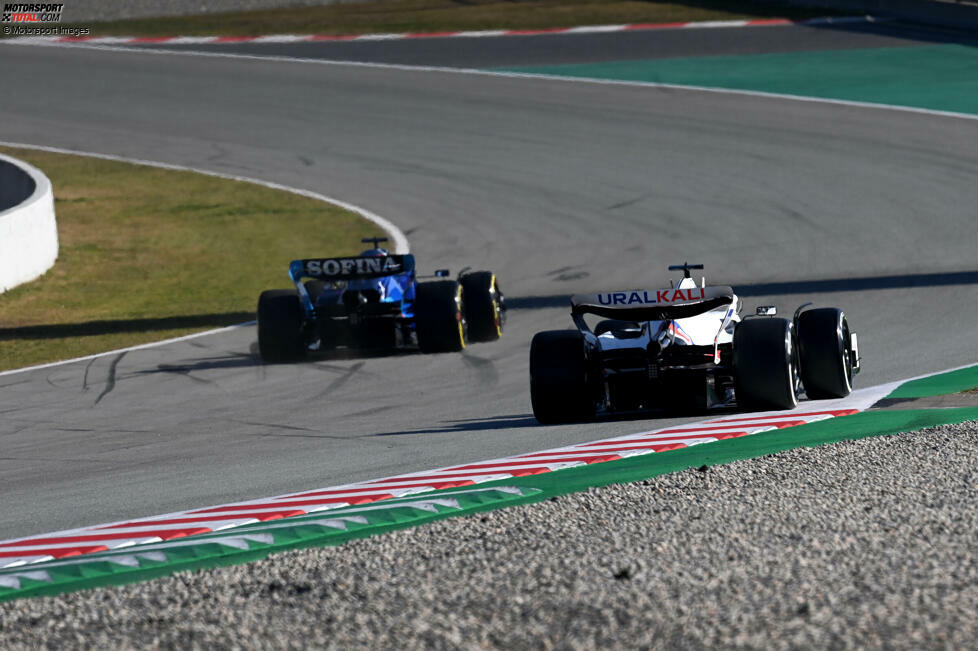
[{"xmin": 1, "ymin": 22, "xmax": 977, "ymax": 542}]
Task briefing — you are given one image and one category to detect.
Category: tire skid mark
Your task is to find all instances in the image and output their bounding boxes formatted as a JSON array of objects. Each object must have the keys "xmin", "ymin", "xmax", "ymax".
[
  {"xmin": 460, "ymin": 351, "xmax": 499, "ymax": 387},
  {"xmin": 342, "ymin": 404, "xmax": 399, "ymax": 419},
  {"xmin": 0, "ymin": 424, "xmax": 32, "ymax": 437},
  {"xmin": 232, "ymin": 419, "xmax": 349, "ymax": 440},
  {"xmin": 81, "ymin": 356, "xmax": 97, "ymax": 392},
  {"xmin": 153, "ymin": 365, "xmax": 218, "ymax": 387},
  {"xmin": 93, "ymin": 352, "xmax": 127, "ymax": 406},
  {"xmin": 314, "ymin": 361, "xmax": 366, "ymax": 398}
]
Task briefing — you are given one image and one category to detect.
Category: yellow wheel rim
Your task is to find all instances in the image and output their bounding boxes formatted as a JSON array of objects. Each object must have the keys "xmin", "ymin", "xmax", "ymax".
[{"xmin": 456, "ymin": 283, "xmax": 466, "ymax": 349}]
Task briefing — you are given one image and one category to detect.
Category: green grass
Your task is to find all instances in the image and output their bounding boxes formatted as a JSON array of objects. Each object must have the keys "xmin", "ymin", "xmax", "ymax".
[
  {"xmin": 887, "ymin": 364, "xmax": 978, "ymax": 399},
  {"xmin": 50, "ymin": 0, "xmax": 843, "ymax": 38},
  {"xmin": 0, "ymin": 146, "xmax": 382, "ymax": 371}
]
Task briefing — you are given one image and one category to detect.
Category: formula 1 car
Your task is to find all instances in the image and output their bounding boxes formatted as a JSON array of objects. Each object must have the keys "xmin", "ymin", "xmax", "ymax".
[
  {"xmin": 529, "ymin": 263, "xmax": 859, "ymax": 423},
  {"xmin": 257, "ymin": 237, "xmax": 504, "ymax": 362}
]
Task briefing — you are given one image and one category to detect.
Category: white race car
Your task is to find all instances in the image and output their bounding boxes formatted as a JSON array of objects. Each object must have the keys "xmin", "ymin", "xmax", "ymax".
[{"xmin": 529, "ymin": 263, "xmax": 860, "ymax": 424}]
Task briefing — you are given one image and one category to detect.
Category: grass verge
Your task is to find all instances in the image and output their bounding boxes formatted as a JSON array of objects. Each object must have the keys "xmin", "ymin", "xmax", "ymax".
[
  {"xmin": 0, "ymin": 146, "xmax": 382, "ymax": 372},
  {"xmin": 887, "ymin": 364, "xmax": 978, "ymax": 399},
  {"xmin": 51, "ymin": 0, "xmax": 844, "ymax": 38}
]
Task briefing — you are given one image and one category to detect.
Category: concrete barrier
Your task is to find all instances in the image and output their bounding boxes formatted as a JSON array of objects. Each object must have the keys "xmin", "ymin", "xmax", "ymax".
[{"xmin": 0, "ymin": 153, "xmax": 59, "ymax": 293}]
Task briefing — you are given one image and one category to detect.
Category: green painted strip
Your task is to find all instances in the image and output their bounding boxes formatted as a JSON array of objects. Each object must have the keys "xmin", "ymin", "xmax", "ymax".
[
  {"xmin": 886, "ymin": 365, "xmax": 978, "ymax": 399},
  {"xmin": 497, "ymin": 44, "xmax": 978, "ymax": 115},
  {"xmin": 0, "ymin": 488, "xmax": 538, "ymax": 602}
]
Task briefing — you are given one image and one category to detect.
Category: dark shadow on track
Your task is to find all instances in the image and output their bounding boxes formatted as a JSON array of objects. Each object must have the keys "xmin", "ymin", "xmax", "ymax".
[
  {"xmin": 131, "ymin": 344, "xmax": 417, "ymax": 377},
  {"xmin": 735, "ymin": 269, "xmax": 978, "ymax": 297},
  {"xmin": 374, "ymin": 403, "xmax": 751, "ymax": 435},
  {"xmin": 0, "ymin": 312, "xmax": 255, "ymax": 340},
  {"xmin": 133, "ymin": 353, "xmax": 260, "ymax": 376},
  {"xmin": 507, "ymin": 269, "xmax": 978, "ymax": 310},
  {"xmin": 376, "ymin": 414, "xmax": 540, "ymax": 436},
  {"xmin": 805, "ymin": 18, "xmax": 978, "ymax": 47}
]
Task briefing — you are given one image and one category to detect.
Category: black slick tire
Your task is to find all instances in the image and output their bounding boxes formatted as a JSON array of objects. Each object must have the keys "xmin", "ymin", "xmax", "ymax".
[
  {"xmin": 530, "ymin": 330, "xmax": 597, "ymax": 424},
  {"xmin": 733, "ymin": 317, "xmax": 798, "ymax": 410},
  {"xmin": 415, "ymin": 280, "xmax": 466, "ymax": 353},
  {"xmin": 460, "ymin": 271, "xmax": 504, "ymax": 343},
  {"xmin": 797, "ymin": 307, "xmax": 853, "ymax": 399},
  {"xmin": 257, "ymin": 289, "xmax": 306, "ymax": 363}
]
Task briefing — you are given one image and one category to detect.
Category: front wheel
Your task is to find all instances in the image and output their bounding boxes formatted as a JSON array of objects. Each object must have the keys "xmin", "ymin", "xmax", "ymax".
[
  {"xmin": 461, "ymin": 271, "xmax": 505, "ymax": 343},
  {"xmin": 797, "ymin": 307, "xmax": 853, "ymax": 399},
  {"xmin": 257, "ymin": 289, "xmax": 306, "ymax": 363},
  {"xmin": 733, "ymin": 317, "xmax": 798, "ymax": 411},
  {"xmin": 530, "ymin": 330, "xmax": 597, "ymax": 424},
  {"xmin": 415, "ymin": 280, "xmax": 466, "ymax": 354}
]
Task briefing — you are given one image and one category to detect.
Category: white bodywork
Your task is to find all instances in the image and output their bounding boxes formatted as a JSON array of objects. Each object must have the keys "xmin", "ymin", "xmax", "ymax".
[{"xmin": 595, "ymin": 277, "xmax": 740, "ymax": 361}]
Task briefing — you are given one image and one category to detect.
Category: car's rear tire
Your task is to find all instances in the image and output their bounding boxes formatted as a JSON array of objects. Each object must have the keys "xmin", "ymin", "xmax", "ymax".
[
  {"xmin": 798, "ymin": 307, "xmax": 853, "ymax": 399},
  {"xmin": 530, "ymin": 330, "xmax": 597, "ymax": 424},
  {"xmin": 415, "ymin": 280, "xmax": 466, "ymax": 353},
  {"xmin": 734, "ymin": 317, "xmax": 798, "ymax": 410},
  {"xmin": 461, "ymin": 271, "xmax": 504, "ymax": 343},
  {"xmin": 257, "ymin": 289, "xmax": 306, "ymax": 363}
]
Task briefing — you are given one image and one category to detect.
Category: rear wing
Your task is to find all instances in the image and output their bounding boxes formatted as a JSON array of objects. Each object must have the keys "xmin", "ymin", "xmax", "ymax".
[
  {"xmin": 289, "ymin": 254, "xmax": 415, "ymax": 283},
  {"xmin": 571, "ymin": 286, "xmax": 735, "ymax": 321}
]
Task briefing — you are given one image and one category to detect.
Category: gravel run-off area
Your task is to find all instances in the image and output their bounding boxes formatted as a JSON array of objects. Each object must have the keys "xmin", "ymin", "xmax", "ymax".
[{"xmin": 2, "ymin": 419, "xmax": 977, "ymax": 648}]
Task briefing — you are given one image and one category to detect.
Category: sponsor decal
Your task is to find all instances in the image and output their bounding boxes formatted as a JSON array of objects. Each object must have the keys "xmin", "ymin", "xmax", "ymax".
[
  {"xmin": 304, "ymin": 256, "xmax": 402, "ymax": 277},
  {"xmin": 596, "ymin": 287, "xmax": 706, "ymax": 306}
]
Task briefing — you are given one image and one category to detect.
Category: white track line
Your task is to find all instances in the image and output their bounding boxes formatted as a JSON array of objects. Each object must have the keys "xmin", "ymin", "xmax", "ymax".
[{"xmin": 0, "ymin": 140, "xmax": 409, "ymax": 377}]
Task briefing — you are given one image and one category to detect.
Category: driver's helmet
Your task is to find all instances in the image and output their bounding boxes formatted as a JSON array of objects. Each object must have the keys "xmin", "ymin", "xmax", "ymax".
[{"xmin": 359, "ymin": 247, "xmax": 389, "ymax": 257}]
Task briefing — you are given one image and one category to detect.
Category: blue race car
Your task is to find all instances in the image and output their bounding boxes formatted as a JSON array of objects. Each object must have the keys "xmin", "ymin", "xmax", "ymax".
[{"xmin": 257, "ymin": 237, "xmax": 505, "ymax": 362}]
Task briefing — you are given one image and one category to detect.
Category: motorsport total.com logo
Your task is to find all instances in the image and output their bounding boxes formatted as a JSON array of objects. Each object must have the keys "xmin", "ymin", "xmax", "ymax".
[
  {"xmin": 2, "ymin": 2, "xmax": 90, "ymax": 37},
  {"xmin": 2, "ymin": 2, "xmax": 63, "ymax": 22}
]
